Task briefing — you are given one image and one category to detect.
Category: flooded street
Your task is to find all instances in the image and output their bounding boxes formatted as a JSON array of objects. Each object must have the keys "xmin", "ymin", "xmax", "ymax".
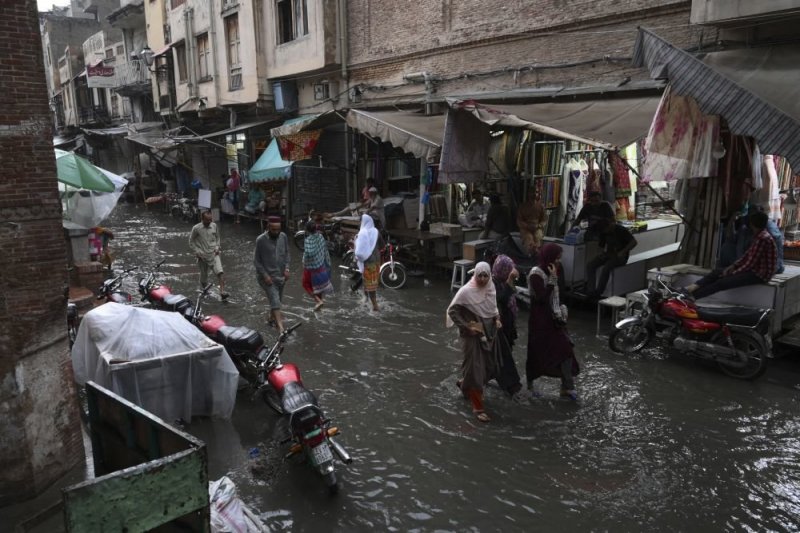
[{"xmin": 104, "ymin": 204, "xmax": 800, "ymax": 531}]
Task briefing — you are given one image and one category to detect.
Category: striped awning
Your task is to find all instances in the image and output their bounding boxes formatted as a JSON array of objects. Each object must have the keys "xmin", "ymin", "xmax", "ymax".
[{"xmin": 633, "ymin": 27, "xmax": 800, "ymax": 170}]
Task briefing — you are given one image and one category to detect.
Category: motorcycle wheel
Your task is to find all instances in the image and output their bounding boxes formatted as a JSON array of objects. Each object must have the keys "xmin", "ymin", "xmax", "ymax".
[
  {"xmin": 170, "ymin": 205, "xmax": 182, "ymax": 218},
  {"xmin": 261, "ymin": 385, "xmax": 284, "ymax": 415},
  {"xmin": 715, "ymin": 329, "xmax": 768, "ymax": 380},
  {"xmin": 608, "ymin": 322, "xmax": 653, "ymax": 354},
  {"xmin": 323, "ymin": 471, "xmax": 338, "ymax": 495},
  {"xmin": 294, "ymin": 232, "xmax": 306, "ymax": 251},
  {"xmin": 342, "ymin": 251, "xmax": 357, "ymax": 271},
  {"xmin": 380, "ymin": 263, "xmax": 407, "ymax": 290}
]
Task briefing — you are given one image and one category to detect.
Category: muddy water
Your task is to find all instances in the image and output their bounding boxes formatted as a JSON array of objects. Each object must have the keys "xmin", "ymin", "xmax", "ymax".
[{"xmin": 103, "ymin": 204, "xmax": 800, "ymax": 531}]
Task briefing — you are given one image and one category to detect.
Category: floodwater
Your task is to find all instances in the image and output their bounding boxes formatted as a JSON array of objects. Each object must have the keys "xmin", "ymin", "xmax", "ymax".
[{"xmin": 102, "ymin": 203, "xmax": 800, "ymax": 532}]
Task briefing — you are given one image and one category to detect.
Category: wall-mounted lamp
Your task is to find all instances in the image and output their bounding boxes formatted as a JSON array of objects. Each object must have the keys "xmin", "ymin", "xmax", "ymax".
[{"xmin": 712, "ymin": 139, "xmax": 726, "ymax": 160}]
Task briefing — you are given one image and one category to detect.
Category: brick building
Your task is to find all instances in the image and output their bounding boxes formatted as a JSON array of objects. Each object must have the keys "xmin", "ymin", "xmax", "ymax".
[
  {"xmin": 344, "ymin": 0, "xmax": 698, "ymax": 107},
  {"xmin": 0, "ymin": 0, "xmax": 83, "ymax": 505}
]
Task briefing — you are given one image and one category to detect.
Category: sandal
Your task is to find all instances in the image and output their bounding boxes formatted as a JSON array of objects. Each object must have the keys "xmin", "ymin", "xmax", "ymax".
[
  {"xmin": 314, "ymin": 301, "xmax": 324, "ymax": 311},
  {"xmin": 474, "ymin": 411, "xmax": 491, "ymax": 423}
]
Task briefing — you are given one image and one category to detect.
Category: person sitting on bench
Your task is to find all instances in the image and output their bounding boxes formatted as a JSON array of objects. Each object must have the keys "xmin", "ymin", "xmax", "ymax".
[
  {"xmin": 585, "ymin": 219, "xmax": 637, "ymax": 298},
  {"xmin": 682, "ymin": 211, "xmax": 777, "ymax": 300}
]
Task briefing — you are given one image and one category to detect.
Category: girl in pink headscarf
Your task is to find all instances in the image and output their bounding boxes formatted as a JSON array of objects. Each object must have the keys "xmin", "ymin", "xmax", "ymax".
[
  {"xmin": 447, "ymin": 261, "xmax": 502, "ymax": 422},
  {"xmin": 525, "ymin": 243, "xmax": 580, "ymax": 400}
]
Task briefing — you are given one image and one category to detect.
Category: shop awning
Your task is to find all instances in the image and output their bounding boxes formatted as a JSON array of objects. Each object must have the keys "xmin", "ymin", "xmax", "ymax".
[
  {"xmin": 440, "ymin": 96, "xmax": 662, "ymax": 183},
  {"xmin": 447, "ymin": 96, "xmax": 661, "ymax": 150},
  {"xmin": 633, "ymin": 27, "xmax": 800, "ymax": 170},
  {"xmin": 345, "ymin": 109, "xmax": 445, "ymax": 161},
  {"xmin": 248, "ymin": 139, "xmax": 292, "ymax": 182},
  {"xmin": 268, "ymin": 110, "xmax": 345, "ymax": 138},
  {"xmin": 126, "ymin": 127, "xmax": 185, "ymax": 152},
  {"xmin": 195, "ymin": 120, "xmax": 272, "ymax": 140}
]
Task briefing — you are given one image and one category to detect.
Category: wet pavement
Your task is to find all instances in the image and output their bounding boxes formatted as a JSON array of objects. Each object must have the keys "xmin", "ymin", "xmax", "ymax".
[{"xmin": 100, "ymin": 203, "xmax": 800, "ymax": 531}]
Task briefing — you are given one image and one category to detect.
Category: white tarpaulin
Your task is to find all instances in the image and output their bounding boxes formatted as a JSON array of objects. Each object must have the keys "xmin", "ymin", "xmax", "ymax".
[
  {"xmin": 71, "ymin": 303, "xmax": 239, "ymax": 421},
  {"xmin": 60, "ymin": 167, "xmax": 127, "ymax": 229}
]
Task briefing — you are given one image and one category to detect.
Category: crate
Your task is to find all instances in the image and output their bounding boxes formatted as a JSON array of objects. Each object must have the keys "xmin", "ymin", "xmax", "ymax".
[{"xmin": 785, "ymin": 246, "xmax": 800, "ymax": 261}]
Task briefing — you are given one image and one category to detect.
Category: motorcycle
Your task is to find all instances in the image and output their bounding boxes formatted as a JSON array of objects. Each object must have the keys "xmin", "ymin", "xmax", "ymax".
[
  {"xmin": 341, "ymin": 233, "xmax": 408, "ymax": 290},
  {"xmin": 171, "ymin": 197, "xmax": 199, "ymax": 223},
  {"xmin": 609, "ymin": 271, "xmax": 772, "ymax": 380},
  {"xmin": 294, "ymin": 211, "xmax": 348, "ymax": 256},
  {"xmin": 189, "ymin": 285, "xmax": 351, "ymax": 493},
  {"xmin": 97, "ymin": 267, "xmax": 138, "ymax": 303},
  {"xmin": 137, "ymin": 259, "xmax": 195, "ymax": 320}
]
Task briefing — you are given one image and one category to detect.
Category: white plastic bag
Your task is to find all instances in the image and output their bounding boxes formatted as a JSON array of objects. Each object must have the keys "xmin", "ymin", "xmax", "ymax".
[{"xmin": 209, "ymin": 476, "xmax": 267, "ymax": 533}]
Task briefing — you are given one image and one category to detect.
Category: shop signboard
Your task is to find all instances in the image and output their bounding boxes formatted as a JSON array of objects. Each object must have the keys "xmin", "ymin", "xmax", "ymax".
[{"xmin": 87, "ymin": 64, "xmax": 116, "ymax": 88}]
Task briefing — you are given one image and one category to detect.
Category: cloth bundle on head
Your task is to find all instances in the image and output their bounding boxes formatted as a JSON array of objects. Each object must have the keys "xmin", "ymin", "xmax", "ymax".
[
  {"xmin": 354, "ymin": 214, "xmax": 379, "ymax": 273},
  {"xmin": 492, "ymin": 254, "xmax": 518, "ymax": 320},
  {"xmin": 446, "ymin": 261, "xmax": 498, "ymax": 327}
]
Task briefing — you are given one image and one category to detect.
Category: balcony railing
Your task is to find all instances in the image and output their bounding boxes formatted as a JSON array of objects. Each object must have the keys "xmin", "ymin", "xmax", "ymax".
[{"xmin": 115, "ymin": 59, "xmax": 151, "ymax": 88}]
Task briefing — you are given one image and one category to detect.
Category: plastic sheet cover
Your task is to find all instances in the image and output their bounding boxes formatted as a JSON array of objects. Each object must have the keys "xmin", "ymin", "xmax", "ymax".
[{"xmin": 72, "ymin": 303, "xmax": 239, "ymax": 421}]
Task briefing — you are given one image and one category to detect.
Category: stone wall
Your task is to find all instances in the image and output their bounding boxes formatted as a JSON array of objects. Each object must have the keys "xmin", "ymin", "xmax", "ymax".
[{"xmin": 0, "ymin": 0, "xmax": 83, "ymax": 506}]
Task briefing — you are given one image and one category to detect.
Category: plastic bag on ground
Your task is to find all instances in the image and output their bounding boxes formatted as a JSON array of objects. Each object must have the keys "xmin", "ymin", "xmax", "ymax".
[{"xmin": 209, "ymin": 476, "xmax": 267, "ymax": 533}]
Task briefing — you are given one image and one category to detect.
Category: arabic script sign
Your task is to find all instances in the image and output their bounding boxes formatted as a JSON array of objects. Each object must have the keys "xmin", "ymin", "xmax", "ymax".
[{"xmin": 87, "ymin": 64, "xmax": 116, "ymax": 88}]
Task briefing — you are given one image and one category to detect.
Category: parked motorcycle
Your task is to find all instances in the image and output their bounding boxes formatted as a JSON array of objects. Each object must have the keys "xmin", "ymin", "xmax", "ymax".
[
  {"xmin": 609, "ymin": 271, "xmax": 772, "ymax": 379},
  {"xmin": 97, "ymin": 267, "xmax": 138, "ymax": 303},
  {"xmin": 137, "ymin": 259, "xmax": 195, "ymax": 319},
  {"xmin": 190, "ymin": 285, "xmax": 351, "ymax": 493},
  {"xmin": 341, "ymin": 234, "xmax": 408, "ymax": 290},
  {"xmin": 294, "ymin": 211, "xmax": 348, "ymax": 256},
  {"xmin": 171, "ymin": 197, "xmax": 199, "ymax": 223}
]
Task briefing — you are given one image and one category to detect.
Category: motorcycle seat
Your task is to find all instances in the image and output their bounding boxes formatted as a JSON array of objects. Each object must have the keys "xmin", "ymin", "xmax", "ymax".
[
  {"xmin": 281, "ymin": 381, "xmax": 318, "ymax": 414},
  {"xmin": 217, "ymin": 326, "xmax": 264, "ymax": 353},
  {"xmin": 163, "ymin": 294, "xmax": 192, "ymax": 312},
  {"xmin": 696, "ymin": 306, "xmax": 766, "ymax": 327}
]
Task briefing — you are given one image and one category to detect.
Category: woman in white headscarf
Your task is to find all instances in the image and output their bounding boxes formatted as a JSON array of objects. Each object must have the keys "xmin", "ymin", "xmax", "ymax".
[
  {"xmin": 446, "ymin": 261, "xmax": 502, "ymax": 422},
  {"xmin": 354, "ymin": 214, "xmax": 383, "ymax": 311}
]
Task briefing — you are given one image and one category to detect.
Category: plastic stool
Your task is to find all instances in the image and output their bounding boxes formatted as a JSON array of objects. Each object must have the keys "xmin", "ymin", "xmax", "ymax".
[
  {"xmin": 596, "ymin": 296, "xmax": 626, "ymax": 337},
  {"xmin": 450, "ymin": 259, "xmax": 474, "ymax": 292}
]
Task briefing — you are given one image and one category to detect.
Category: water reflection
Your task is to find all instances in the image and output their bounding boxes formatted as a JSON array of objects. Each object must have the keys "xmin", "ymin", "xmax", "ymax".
[{"xmin": 103, "ymin": 204, "xmax": 800, "ymax": 531}]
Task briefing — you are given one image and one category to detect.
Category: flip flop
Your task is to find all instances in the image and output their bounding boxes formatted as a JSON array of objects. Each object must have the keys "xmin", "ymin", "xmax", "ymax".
[
  {"xmin": 474, "ymin": 411, "xmax": 491, "ymax": 423},
  {"xmin": 314, "ymin": 301, "xmax": 324, "ymax": 311}
]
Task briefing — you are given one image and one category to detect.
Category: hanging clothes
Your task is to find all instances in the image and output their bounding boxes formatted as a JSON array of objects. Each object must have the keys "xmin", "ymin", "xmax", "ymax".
[
  {"xmin": 561, "ymin": 157, "xmax": 584, "ymax": 231},
  {"xmin": 762, "ymin": 155, "xmax": 782, "ymax": 222},
  {"xmin": 642, "ymin": 86, "xmax": 719, "ymax": 182}
]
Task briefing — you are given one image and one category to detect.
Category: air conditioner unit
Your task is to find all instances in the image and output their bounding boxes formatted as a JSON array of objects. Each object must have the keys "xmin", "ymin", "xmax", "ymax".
[{"xmin": 273, "ymin": 81, "xmax": 298, "ymax": 112}]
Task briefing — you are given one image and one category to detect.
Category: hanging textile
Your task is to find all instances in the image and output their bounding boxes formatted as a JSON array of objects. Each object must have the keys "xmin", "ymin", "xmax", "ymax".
[
  {"xmin": 609, "ymin": 152, "xmax": 632, "ymax": 198},
  {"xmin": 439, "ymin": 109, "xmax": 490, "ymax": 184},
  {"xmin": 277, "ymin": 130, "xmax": 322, "ymax": 161},
  {"xmin": 642, "ymin": 86, "xmax": 720, "ymax": 182},
  {"xmin": 761, "ymin": 155, "xmax": 782, "ymax": 222}
]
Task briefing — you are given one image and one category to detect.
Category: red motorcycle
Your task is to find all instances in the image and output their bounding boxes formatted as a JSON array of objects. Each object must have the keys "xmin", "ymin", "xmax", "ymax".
[
  {"xmin": 98, "ymin": 267, "xmax": 138, "ymax": 303},
  {"xmin": 609, "ymin": 271, "xmax": 772, "ymax": 380},
  {"xmin": 190, "ymin": 285, "xmax": 351, "ymax": 493},
  {"xmin": 137, "ymin": 259, "xmax": 195, "ymax": 319}
]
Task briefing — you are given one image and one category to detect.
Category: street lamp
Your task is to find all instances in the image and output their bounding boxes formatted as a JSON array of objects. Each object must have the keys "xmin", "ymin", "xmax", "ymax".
[{"xmin": 139, "ymin": 46, "xmax": 154, "ymax": 67}]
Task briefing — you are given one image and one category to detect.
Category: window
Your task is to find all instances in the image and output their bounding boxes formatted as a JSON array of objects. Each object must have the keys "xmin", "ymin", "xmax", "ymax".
[
  {"xmin": 276, "ymin": 0, "xmax": 308, "ymax": 44},
  {"xmin": 196, "ymin": 33, "xmax": 210, "ymax": 80},
  {"xmin": 171, "ymin": 0, "xmax": 186, "ymax": 8},
  {"xmin": 110, "ymin": 93, "xmax": 118, "ymax": 117},
  {"xmin": 105, "ymin": 48, "xmax": 114, "ymax": 59},
  {"xmin": 116, "ymin": 44, "xmax": 124, "ymax": 56},
  {"xmin": 225, "ymin": 15, "xmax": 241, "ymax": 90},
  {"xmin": 174, "ymin": 43, "xmax": 187, "ymax": 83}
]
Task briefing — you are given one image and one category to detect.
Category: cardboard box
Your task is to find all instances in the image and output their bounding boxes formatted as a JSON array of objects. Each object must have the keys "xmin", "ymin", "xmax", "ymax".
[{"xmin": 462, "ymin": 239, "xmax": 496, "ymax": 261}]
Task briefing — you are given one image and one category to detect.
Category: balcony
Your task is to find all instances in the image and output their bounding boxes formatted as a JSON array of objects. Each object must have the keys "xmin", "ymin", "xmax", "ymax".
[{"xmin": 114, "ymin": 59, "xmax": 151, "ymax": 97}]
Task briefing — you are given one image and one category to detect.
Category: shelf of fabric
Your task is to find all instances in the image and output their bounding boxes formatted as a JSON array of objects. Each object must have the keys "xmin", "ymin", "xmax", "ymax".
[
  {"xmin": 531, "ymin": 175, "xmax": 560, "ymax": 210},
  {"xmin": 531, "ymin": 141, "xmax": 565, "ymax": 177}
]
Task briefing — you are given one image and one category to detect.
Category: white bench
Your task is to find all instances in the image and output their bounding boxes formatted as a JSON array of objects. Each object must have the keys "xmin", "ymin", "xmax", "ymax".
[{"xmin": 600, "ymin": 242, "xmax": 681, "ymax": 297}]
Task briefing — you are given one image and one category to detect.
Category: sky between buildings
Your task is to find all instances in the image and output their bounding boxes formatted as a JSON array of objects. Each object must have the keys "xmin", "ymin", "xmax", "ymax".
[{"xmin": 38, "ymin": 0, "xmax": 71, "ymax": 12}]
